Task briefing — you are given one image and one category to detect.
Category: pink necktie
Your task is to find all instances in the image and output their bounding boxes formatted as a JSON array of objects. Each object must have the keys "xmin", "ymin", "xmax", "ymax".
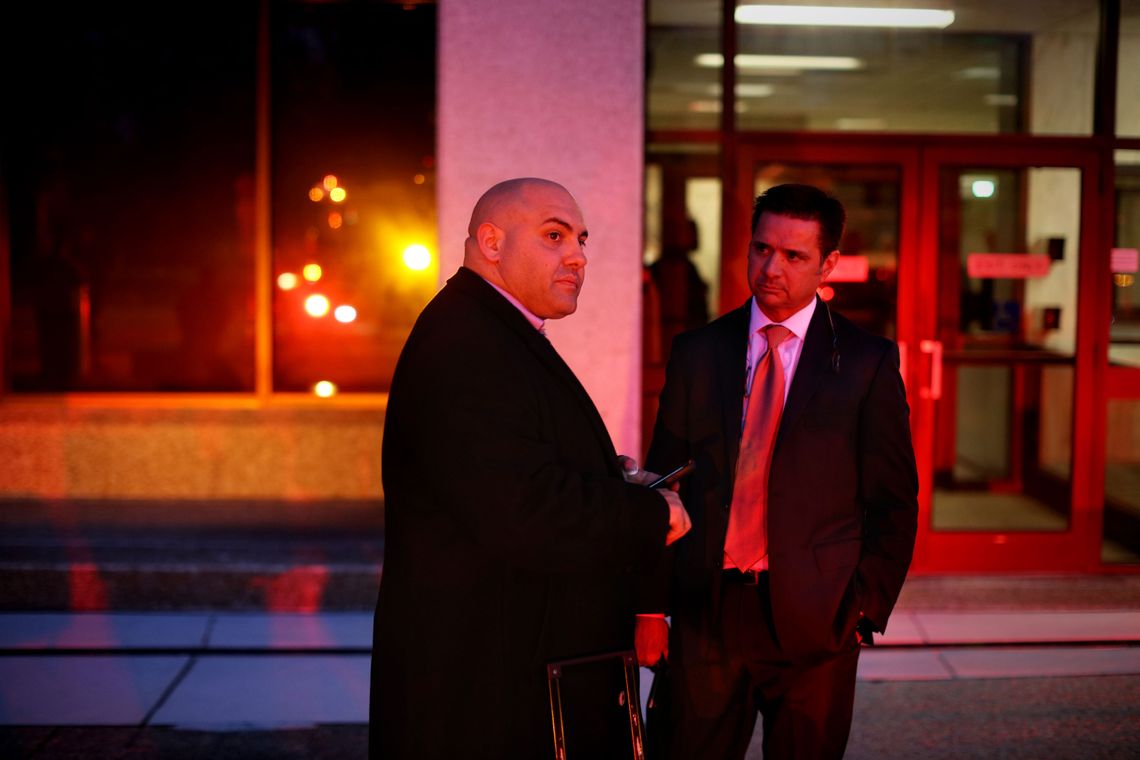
[{"xmin": 724, "ymin": 324, "xmax": 791, "ymax": 572}]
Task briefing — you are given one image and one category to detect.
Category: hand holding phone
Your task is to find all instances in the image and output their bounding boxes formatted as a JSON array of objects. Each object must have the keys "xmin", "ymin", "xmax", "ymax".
[{"xmin": 648, "ymin": 459, "xmax": 696, "ymax": 489}]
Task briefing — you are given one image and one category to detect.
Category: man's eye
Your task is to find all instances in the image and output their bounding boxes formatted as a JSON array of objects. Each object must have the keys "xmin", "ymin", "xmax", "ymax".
[
  {"xmin": 578, "ymin": 237, "xmax": 587, "ymax": 248},
  {"xmin": 547, "ymin": 231, "xmax": 561, "ymax": 241}
]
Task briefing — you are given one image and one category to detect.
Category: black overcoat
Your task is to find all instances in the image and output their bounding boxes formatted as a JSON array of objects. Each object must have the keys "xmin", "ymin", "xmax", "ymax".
[{"xmin": 371, "ymin": 266, "xmax": 668, "ymax": 758}]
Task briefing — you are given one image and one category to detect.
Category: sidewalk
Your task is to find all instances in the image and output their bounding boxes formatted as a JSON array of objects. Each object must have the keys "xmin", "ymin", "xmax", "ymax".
[
  {"xmin": 3, "ymin": 503, "xmax": 1139, "ymax": 757},
  {"xmin": 1, "ymin": 607, "xmax": 1138, "ymax": 730}
]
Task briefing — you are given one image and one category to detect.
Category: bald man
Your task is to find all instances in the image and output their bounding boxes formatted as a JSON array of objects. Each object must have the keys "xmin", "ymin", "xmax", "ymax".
[{"xmin": 370, "ymin": 178, "xmax": 690, "ymax": 759}]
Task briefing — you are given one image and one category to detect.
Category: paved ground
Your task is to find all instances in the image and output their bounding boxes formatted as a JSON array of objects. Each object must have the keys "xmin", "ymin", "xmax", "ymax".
[
  {"xmin": 2, "ymin": 502, "xmax": 1138, "ymax": 758},
  {"xmin": 1, "ymin": 610, "xmax": 1138, "ymax": 759}
]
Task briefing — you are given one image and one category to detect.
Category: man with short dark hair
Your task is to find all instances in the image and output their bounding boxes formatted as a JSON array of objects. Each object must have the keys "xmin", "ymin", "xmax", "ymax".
[
  {"xmin": 638, "ymin": 183, "xmax": 918, "ymax": 759},
  {"xmin": 370, "ymin": 178, "xmax": 691, "ymax": 759}
]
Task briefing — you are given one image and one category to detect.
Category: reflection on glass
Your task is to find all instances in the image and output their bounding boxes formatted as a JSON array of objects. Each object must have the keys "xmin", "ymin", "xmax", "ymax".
[
  {"xmin": 643, "ymin": 143, "xmax": 722, "ymax": 451},
  {"xmin": 1103, "ymin": 399, "xmax": 1140, "ymax": 564},
  {"xmin": 1112, "ymin": 151, "xmax": 1140, "ymax": 367},
  {"xmin": 648, "ymin": 0, "xmax": 1099, "ymax": 134},
  {"xmin": 932, "ymin": 167, "xmax": 1081, "ymax": 532},
  {"xmin": 272, "ymin": 2, "xmax": 436, "ymax": 393},
  {"xmin": 1119, "ymin": 0, "xmax": 1140, "ymax": 138},
  {"xmin": 647, "ymin": 0, "xmax": 722, "ymax": 130},
  {"xmin": 5, "ymin": 4, "xmax": 257, "ymax": 391},
  {"xmin": 753, "ymin": 163, "xmax": 899, "ymax": 339}
]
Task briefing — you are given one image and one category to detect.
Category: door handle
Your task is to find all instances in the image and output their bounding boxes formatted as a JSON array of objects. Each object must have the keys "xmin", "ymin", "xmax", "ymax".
[{"xmin": 919, "ymin": 339, "xmax": 942, "ymax": 400}]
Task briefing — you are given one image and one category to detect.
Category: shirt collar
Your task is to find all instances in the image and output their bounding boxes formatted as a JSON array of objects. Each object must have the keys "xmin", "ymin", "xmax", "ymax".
[
  {"xmin": 482, "ymin": 277, "xmax": 546, "ymax": 333},
  {"xmin": 748, "ymin": 295, "xmax": 817, "ymax": 340}
]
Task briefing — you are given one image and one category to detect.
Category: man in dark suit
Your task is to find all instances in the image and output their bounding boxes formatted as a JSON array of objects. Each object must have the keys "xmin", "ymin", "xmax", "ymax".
[
  {"xmin": 370, "ymin": 178, "xmax": 691, "ymax": 759},
  {"xmin": 637, "ymin": 184, "xmax": 918, "ymax": 759}
]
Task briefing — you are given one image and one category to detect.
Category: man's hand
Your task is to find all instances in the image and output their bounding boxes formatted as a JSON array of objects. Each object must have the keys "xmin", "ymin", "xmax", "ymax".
[
  {"xmin": 635, "ymin": 616, "xmax": 670, "ymax": 667},
  {"xmin": 660, "ymin": 489, "xmax": 691, "ymax": 544},
  {"xmin": 618, "ymin": 455, "xmax": 657, "ymax": 486}
]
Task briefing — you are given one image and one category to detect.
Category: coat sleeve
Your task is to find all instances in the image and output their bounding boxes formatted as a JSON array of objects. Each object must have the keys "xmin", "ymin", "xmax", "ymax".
[
  {"xmin": 855, "ymin": 341, "xmax": 919, "ymax": 631},
  {"xmin": 394, "ymin": 321, "xmax": 669, "ymax": 575}
]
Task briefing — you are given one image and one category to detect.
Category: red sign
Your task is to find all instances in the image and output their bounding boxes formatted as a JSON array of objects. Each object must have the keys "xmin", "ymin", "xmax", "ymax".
[
  {"xmin": 828, "ymin": 255, "xmax": 870, "ymax": 283},
  {"xmin": 1111, "ymin": 248, "xmax": 1139, "ymax": 273},
  {"xmin": 966, "ymin": 253, "xmax": 1052, "ymax": 279}
]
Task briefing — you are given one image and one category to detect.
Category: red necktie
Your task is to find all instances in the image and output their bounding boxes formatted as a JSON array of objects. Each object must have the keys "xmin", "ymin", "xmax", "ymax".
[{"xmin": 724, "ymin": 324, "xmax": 791, "ymax": 572}]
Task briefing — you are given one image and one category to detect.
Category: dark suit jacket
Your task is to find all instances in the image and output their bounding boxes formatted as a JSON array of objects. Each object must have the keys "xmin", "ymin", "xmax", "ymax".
[
  {"xmin": 371, "ymin": 267, "xmax": 669, "ymax": 758},
  {"xmin": 646, "ymin": 298, "xmax": 918, "ymax": 660}
]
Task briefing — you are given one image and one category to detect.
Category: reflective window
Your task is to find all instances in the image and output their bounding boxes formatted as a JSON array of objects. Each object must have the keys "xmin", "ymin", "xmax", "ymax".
[
  {"xmin": 4, "ymin": 4, "xmax": 258, "ymax": 391},
  {"xmin": 3, "ymin": 3, "xmax": 437, "ymax": 395},
  {"xmin": 931, "ymin": 166, "xmax": 1081, "ymax": 532},
  {"xmin": 648, "ymin": 0, "xmax": 723, "ymax": 130},
  {"xmin": 271, "ymin": 2, "xmax": 437, "ymax": 393},
  {"xmin": 1120, "ymin": 0, "xmax": 1140, "ymax": 137},
  {"xmin": 1103, "ymin": 398, "xmax": 1140, "ymax": 564},
  {"xmin": 649, "ymin": 0, "xmax": 1099, "ymax": 135},
  {"xmin": 1114, "ymin": 151, "xmax": 1140, "ymax": 366}
]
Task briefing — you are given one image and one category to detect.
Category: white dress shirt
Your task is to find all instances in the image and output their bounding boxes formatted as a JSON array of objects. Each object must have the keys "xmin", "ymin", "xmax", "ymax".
[{"xmin": 742, "ymin": 296, "xmax": 817, "ymax": 425}]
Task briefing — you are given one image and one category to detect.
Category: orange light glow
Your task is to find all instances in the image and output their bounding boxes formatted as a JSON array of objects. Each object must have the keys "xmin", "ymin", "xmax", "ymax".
[
  {"xmin": 818, "ymin": 285, "xmax": 835, "ymax": 301},
  {"xmin": 323, "ymin": 174, "xmax": 339, "ymax": 191},
  {"xmin": 334, "ymin": 305, "xmax": 357, "ymax": 323},
  {"xmin": 403, "ymin": 244, "xmax": 432, "ymax": 271},
  {"xmin": 313, "ymin": 380, "xmax": 338, "ymax": 398},
  {"xmin": 277, "ymin": 272, "xmax": 300, "ymax": 290},
  {"xmin": 413, "ymin": 173, "xmax": 426, "ymax": 185},
  {"xmin": 308, "ymin": 187, "xmax": 325, "ymax": 202},
  {"xmin": 329, "ymin": 187, "xmax": 347, "ymax": 203},
  {"xmin": 305, "ymin": 294, "xmax": 331, "ymax": 317},
  {"xmin": 302, "ymin": 263, "xmax": 323, "ymax": 282},
  {"xmin": 328, "ymin": 212, "xmax": 343, "ymax": 229}
]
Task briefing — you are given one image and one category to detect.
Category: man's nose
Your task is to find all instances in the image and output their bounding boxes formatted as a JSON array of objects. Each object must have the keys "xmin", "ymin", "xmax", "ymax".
[{"xmin": 566, "ymin": 243, "xmax": 587, "ymax": 269}]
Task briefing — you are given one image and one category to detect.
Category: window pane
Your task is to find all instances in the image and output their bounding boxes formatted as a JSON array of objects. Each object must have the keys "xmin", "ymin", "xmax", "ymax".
[
  {"xmin": 1120, "ymin": 0, "xmax": 1140, "ymax": 137},
  {"xmin": 271, "ymin": 2, "xmax": 437, "ymax": 393},
  {"xmin": 4, "ymin": 4, "xmax": 257, "ymax": 391},
  {"xmin": 1103, "ymin": 398, "xmax": 1140, "ymax": 564},
  {"xmin": 647, "ymin": 0, "xmax": 723, "ymax": 130},
  {"xmin": 1114, "ymin": 150, "xmax": 1140, "ymax": 365},
  {"xmin": 729, "ymin": 0, "xmax": 1097, "ymax": 134}
]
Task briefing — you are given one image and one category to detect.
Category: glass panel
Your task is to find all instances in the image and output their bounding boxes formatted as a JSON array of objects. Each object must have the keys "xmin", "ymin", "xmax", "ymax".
[
  {"xmin": 271, "ymin": 2, "xmax": 437, "ymax": 393},
  {"xmin": 647, "ymin": 0, "xmax": 722, "ymax": 130},
  {"xmin": 932, "ymin": 166, "xmax": 1081, "ymax": 532},
  {"xmin": 4, "ymin": 4, "xmax": 257, "ymax": 391},
  {"xmin": 728, "ymin": 0, "xmax": 1097, "ymax": 134},
  {"xmin": 1103, "ymin": 398, "xmax": 1140, "ymax": 564},
  {"xmin": 1113, "ymin": 150, "xmax": 1140, "ymax": 367},
  {"xmin": 643, "ymin": 143, "xmax": 721, "ymax": 450},
  {"xmin": 1119, "ymin": 0, "xmax": 1140, "ymax": 138},
  {"xmin": 752, "ymin": 163, "xmax": 900, "ymax": 339}
]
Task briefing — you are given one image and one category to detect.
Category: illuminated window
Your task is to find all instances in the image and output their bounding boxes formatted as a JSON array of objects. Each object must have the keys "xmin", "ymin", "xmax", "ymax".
[
  {"xmin": 4, "ymin": 4, "xmax": 257, "ymax": 391},
  {"xmin": 3, "ymin": 2, "xmax": 437, "ymax": 394},
  {"xmin": 271, "ymin": 1, "xmax": 437, "ymax": 393}
]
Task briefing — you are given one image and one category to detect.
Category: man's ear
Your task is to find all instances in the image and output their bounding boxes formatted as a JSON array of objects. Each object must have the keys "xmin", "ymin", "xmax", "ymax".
[
  {"xmin": 819, "ymin": 249, "xmax": 840, "ymax": 280},
  {"xmin": 477, "ymin": 222, "xmax": 503, "ymax": 262}
]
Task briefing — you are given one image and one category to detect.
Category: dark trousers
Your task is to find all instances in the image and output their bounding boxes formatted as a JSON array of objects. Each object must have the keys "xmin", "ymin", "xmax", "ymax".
[{"xmin": 662, "ymin": 573, "xmax": 860, "ymax": 760}]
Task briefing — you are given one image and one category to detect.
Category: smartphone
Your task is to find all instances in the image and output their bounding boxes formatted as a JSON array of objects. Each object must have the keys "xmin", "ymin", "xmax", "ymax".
[{"xmin": 647, "ymin": 459, "xmax": 695, "ymax": 489}]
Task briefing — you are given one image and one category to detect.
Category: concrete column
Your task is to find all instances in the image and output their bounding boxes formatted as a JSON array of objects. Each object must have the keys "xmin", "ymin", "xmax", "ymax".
[{"xmin": 438, "ymin": 0, "xmax": 645, "ymax": 455}]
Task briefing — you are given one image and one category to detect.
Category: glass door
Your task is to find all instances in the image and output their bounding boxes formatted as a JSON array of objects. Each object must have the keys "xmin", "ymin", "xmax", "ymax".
[{"xmin": 912, "ymin": 145, "xmax": 1103, "ymax": 572}]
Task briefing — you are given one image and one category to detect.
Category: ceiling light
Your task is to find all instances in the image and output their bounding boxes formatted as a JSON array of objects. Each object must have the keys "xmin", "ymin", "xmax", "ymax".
[
  {"xmin": 735, "ymin": 4, "xmax": 954, "ymax": 28},
  {"xmin": 696, "ymin": 53, "xmax": 864, "ymax": 71}
]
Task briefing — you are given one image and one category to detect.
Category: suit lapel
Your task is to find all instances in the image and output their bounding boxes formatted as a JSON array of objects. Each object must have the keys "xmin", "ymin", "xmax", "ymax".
[
  {"xmin": 718, "ymin": 304, "xmax": 751, "ymax": 484},
  {"xmin": 776, "ymin": 299, "xmax": 832, "ymax": 450},
  {"xmin": 449, "ymin": 268, "xmax": 620, "ymax": 469}
]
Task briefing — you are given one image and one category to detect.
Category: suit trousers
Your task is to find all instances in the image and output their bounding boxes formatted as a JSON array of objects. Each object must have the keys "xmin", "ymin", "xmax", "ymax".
[{"xmin": 662, "ymin": 574, "xmax": 860, "ymax": 760}]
